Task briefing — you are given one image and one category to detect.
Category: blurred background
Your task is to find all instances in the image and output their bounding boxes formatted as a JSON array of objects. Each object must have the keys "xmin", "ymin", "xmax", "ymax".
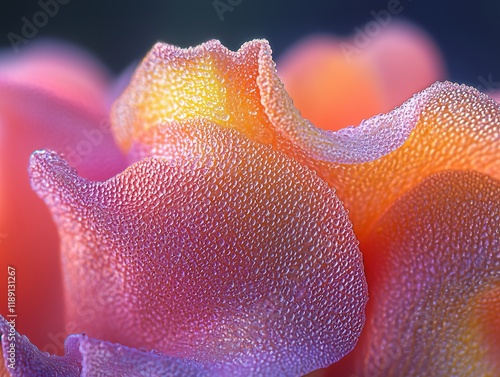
[{"xmin": 0, "ymin": 0, "xmax": 499, "ymax": 89}]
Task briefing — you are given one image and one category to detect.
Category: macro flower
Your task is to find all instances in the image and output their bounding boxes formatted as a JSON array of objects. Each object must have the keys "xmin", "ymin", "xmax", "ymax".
[{"xmin": 0, "ymin": 33, "xmax": 499, "ymax": 377}]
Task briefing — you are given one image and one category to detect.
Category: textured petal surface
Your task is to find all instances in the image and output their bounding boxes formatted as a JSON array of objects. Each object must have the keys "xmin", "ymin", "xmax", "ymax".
[
  {"xmin": 322, "ymin": 83, "xmax": 500, "ymax": 239},
  {"xmin": 352, "ymin": 171, "xmax": 500, "ymax": 376},
  {"xmin": 0, "ymin": 44, "xmax": 126, "ymax": 351},
  {"xmin": 112, "ymin": 39, "xmax": 499, "ymax": 244},
  {"xmin": 30, "ymin": 120, "xmax": 367, "ymax": 376},
  {"xmin": 277, "ymin": 22, "xmax": 445, "ymax": 131},
  {"xmin": 78, "ymin": 336, "xmax": 211, "ymax": 377},
  {"xmin": 112, "ymin": 39, "xmax": 278, "ymax": 151}
]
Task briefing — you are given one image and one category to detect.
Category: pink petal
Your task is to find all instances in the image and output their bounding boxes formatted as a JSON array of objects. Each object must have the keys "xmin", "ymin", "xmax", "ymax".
[
  {"xmin": 0, "ymin": 40, "xmax": 110, "ymax": 114},
  {"xmin": 0, "ymin": 42, "xmax": 126, "ymax": 351},
  {"xmin": 29, "ymin": 121, "xmax": 367, "ymax": 375}
]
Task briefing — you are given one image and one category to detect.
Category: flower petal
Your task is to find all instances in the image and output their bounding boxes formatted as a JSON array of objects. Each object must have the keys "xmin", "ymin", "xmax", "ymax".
[
  {"xmin": 276, "ymin": 22, "xmax": 445, "ymax": 131},
  {"xmin": 0, "ymin": 314, "xmax": 212, "ymax": 376},
  {"xmin": 112, "ymin": 39, "xmax": 278, "ymax": 152},
  {"xmin": 352, "ymin": 170, "xmax": 500, "ymax": 376},
  {"xmin": 78, "ymin": 337, "xmax": 211, "ymax": 376},
  {"xmin": 112, "ymin": 40, "xmax": 498, "ymax": 242},
  {"xmin": 29, "ymin": 121, "xmax": 367, "ymax": 375},
  {"xmin": 0, "ymin": 43, "xmax": 126, "ymax": 351},
  {"xmin": 276, "ymin": 35, "xmax": 385, "ymax": 132},
  {"xmin": 0, "ymin": 40, "xmax": 111, "ymax": 114},
  {"xmin": 322, "ymin": 83, "xmax": 500, "ymax": 239}
]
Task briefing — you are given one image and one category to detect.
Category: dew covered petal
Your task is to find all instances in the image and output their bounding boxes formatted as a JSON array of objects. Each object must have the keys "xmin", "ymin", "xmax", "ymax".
[
  {"xmin": 324, "ymin": 83, "xmax": 500, "ymax": 239},
  {"xmin": 29, "ymin": 121, "xmax": 367, "ymax": 376},
  {"xmin": 111, "ymin": 41, "xmax": 498, "ymax": 243}
]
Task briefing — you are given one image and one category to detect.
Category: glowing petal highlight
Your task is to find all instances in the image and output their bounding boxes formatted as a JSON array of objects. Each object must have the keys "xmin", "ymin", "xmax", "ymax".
[
  {"xmin": 112, "ymin": 39, "xmax": 277, "ymax": 151},
  {"xmin": 30, "ymin": 121, "xmax": 367, "ymax": 375}
]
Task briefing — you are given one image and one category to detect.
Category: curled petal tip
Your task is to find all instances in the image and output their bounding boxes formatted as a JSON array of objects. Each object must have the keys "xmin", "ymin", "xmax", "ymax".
[{"xmin": 112, "ymin": 38, "xmax": 275, "ymax": 152}]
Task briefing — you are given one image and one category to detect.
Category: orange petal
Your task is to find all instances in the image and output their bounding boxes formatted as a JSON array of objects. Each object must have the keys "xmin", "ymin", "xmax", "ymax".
[
  {"xmin": 276, "ymin": 22, "xmax": 445, "ymax": 131},
  {"xmin": 276, "ymin": 35, "xmax": 384, "ymax": 131},
  {"xmin": 351, "ymin": 170, "xmax": 500, "ymax": 376},
  {"xmin": 323, "ymin": 83, "xmax": 500, "ymax": 240},
  {"xmin": 30, "ymin": 121, "xmax": 367, "ymax": 375},
  {"xmin": 113, "ymin": 40, "xmax": 499, "ymax": 244}
]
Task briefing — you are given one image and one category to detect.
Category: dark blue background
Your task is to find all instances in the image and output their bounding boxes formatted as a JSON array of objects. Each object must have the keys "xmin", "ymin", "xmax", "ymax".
[{"xmin": 1, "ymin": 0, "xmax": 500, "ymax": 90}]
